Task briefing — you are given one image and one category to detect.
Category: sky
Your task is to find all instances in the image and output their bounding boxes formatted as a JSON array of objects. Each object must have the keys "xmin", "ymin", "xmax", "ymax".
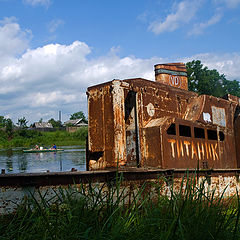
[{"xmin": 1, "ymin": 0, "xmax": 240, "ymax": 124}]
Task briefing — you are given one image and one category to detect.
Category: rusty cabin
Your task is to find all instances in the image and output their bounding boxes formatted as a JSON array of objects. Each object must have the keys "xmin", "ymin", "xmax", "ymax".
[{"xmin": 86, "ymin": 63, "xmax": 240, "ymax": 171}]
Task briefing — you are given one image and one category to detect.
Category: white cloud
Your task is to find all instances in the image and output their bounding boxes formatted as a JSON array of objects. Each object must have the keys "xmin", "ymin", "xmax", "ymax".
[
  {"xmin": 189, "ymin": 13, "xmax": 222, "ymax": 35},
  {"xmin": 23, "ymin": 0, "xmax": 51, "ymax": 8},
  {"xmin": 47, "ymin": 19, "xmax": 64, "ymax": 33},
  {"xmin": 28, "ymin": 91, "xmax": 77, "ymax": 107},
  {"xmin": 0, "ymin": 17, "xmax": 31, "ymax": 58},
  {"xmin": 182, "ymin": 52, "xmax": 240, "ymax": 80},
  {"xmin": 149, "ymin": 0, "xmax": 201, "ymax": 34},
  {"xmin": 0, "ymin": 19, "xmax": 161, "ymax": 123}
]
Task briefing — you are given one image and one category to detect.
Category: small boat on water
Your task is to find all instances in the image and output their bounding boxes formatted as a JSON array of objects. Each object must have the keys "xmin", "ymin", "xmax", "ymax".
[{"xmin": 23, "ymin": 149, "xmax": 64, "ymax": 153}]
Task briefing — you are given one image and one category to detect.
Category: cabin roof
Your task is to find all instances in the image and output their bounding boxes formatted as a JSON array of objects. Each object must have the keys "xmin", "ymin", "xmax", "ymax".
[
  {"xmin": 33, "ymin": 122, "xmax": 53, "ymax": 128},
  {"xmin": 64, "ymin": 118, "xmax": 87, "ymax": 126}
]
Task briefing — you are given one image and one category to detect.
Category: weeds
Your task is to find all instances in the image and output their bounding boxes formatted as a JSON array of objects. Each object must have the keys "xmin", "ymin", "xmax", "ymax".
[{"xmin": 0, "ymin": 174, "xmax": 240, "ymax": 240}]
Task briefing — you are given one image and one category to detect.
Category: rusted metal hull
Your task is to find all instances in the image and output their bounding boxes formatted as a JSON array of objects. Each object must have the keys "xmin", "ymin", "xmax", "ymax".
[{"xmin": 87, "ymin": 77, "xmax": 239, "ymax": 171}]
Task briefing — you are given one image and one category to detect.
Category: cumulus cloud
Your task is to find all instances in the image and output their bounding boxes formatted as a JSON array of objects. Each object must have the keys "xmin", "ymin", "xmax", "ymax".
[
  {"xmin": 0, "ymin": 17, "xmax": 31, "ymax": 59},
  {"xmin": 23, "ymin": 0, "xmax": 51, "ymax": 8},
  {"xmin": 188, "ymin": 13, "xmax": 222, "ymax": 35},
  {"xmin": 27, "ymin": 91, "xmax": 77, "ymax": 107},
  {"xmin": 182, "ymin": 52, "xmax": 240, "ymax": 80},
  {"xmin": 149, "ymin": 0, "xmax": 201, "ymax": 34},
  {"xmin": 0, "ymin": 20, "xmax": 161, "ymax": 123}
]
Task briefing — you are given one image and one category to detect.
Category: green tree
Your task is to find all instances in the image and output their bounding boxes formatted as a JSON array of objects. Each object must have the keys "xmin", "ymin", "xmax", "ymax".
[
  {"xmin": 0, "ymin": 116, "xmax": 7, "ymax": 128},
  {"xmin": 222, "ymin": 79, "xmax": 240, "ymax": 97},
  {"xmin": 16, "ymin": 117, "xmax": 28, "ymax": 129},
  {"xmin": 48, "ymin": 118, "xmax": 62, "ymax": 128},
  {"xmin": 186, "ymin": 60, "xmax": 225, "ymax": 97},
  {"xmin": 70, "ymin": 111, "xmax": 87, "ymax": 123},
  {"xmin": 5, "ymin": 118, "xmax": 13, "ymax": 139},
  {"xmin": 186, "ymin": 60, "xmax": 240, "ymax": 97}
]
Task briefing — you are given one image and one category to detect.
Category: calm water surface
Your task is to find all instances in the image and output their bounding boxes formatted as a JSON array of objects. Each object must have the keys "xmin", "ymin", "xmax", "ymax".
[{"xmin": 0, "ymin": 146, "xmax": 86, "ymax": 174}]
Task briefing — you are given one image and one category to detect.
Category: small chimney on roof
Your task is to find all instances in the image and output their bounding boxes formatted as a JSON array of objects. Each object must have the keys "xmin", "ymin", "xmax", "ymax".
[{"xmin": 154, "ymin": 63, "xmax": 188, "ymax": 90}]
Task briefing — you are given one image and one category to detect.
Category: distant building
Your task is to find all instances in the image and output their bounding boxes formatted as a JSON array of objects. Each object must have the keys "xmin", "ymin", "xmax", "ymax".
[
  {"xmin": 63, "ymin": 118, "xmax": 88, "ymax": 132},
  {"xmin": 32, "ymin": 122, "xmax": 53, "ymax": 132}
]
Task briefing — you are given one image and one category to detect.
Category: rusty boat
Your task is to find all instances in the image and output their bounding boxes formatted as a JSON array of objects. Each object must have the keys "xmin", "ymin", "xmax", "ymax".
[{"xmin": 86, "ymin": 62, "xmax": 240, "ymax": 172}]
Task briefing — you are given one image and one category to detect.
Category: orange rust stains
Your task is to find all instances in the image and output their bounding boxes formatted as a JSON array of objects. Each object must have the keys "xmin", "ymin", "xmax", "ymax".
[
  {"xmin": 168, "ymin": 139, "xmax": 219, "ymax": 162},
  {"xmin": 112, "ymin": 80, "xmax": 127, "ymax": 166},
  {"xmin": 154, "ymin": 63, "xmax": 188, "ymax": 90}
]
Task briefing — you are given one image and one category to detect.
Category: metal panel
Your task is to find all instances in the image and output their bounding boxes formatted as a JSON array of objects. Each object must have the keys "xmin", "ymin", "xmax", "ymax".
[
  {"xmin": 212, "ymin": 106, "xmax": 226, "ymax": 127},
  {"xmin": 142, "ymin": 126, "xmax": 162, "ymax": 168}
]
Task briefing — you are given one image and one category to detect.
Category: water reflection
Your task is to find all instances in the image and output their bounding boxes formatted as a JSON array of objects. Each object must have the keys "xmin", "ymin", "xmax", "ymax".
[
  {"xmin": 6, "ymin": 149, "xmax": 14, "ymax": 172},
  {"xmin": 6, "ymin": 149, "xmax": 13, "ymax": 157},
  {"xmin": 59, "ymin": 153, "xmax": 62, "ymax": 171},
  {"xmin": 18, "ymin": 155, "xmax": 28, "ymax": 172},
  {"xmin": 0, "ymin": 146, "xmax": 86, "ymax": 174},
  {"xmin": 6, "ymin": 158, "xmax": 13, "ymax": 172}
]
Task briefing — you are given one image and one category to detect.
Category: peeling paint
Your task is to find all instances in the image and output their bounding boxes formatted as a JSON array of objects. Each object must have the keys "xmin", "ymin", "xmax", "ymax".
[{"xmin": 203, "ymin": 112, "xmax": 211, "ymax": 123}]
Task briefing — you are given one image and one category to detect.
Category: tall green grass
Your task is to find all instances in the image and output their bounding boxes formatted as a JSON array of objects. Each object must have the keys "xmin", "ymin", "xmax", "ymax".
[{"xmin": 0, "ymin": 174, "xmax": 240, "ymax": 240}]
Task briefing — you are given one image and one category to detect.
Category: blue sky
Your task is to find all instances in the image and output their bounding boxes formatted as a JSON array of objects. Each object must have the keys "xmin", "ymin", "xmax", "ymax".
[{"xmin": 0, "ymin": 0, "xmax": 240, "ymax": 124}]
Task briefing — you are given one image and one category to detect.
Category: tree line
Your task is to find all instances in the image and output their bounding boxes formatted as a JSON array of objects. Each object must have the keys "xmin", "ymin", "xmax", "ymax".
[{"xmin": 0, "ymin": 111, "xmax": 88, "ymax": 139}]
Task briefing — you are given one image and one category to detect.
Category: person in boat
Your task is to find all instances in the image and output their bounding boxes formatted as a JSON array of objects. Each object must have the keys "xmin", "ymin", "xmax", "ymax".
[
  {"xmin": 52, "ymin": 144, "xmax": 57, "ymax": 150},
  {"xmin": 35, "ymin": 145, "xmax": 39, "ymax": 150}
]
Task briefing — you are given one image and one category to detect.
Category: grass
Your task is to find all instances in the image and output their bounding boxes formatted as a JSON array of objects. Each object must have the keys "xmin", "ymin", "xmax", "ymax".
[
  {"xmin": 1, "ymin": 173, "xmax": 240, "ymax": 240},
  {"xmin": 0, "ymin": 128, "xmax": 88, "ymax": 149}
]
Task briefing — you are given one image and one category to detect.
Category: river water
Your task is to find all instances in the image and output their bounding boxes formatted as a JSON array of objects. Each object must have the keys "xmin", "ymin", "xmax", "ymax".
[{"xmin": 0, "ymin": 146, "xmax": 86, "ymax": 174}]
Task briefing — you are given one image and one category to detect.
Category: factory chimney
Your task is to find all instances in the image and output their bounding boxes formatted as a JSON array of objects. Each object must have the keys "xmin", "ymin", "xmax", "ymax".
[{"xmin": 59, "ymin": 111, "xmax": 61, "ymax": 122}]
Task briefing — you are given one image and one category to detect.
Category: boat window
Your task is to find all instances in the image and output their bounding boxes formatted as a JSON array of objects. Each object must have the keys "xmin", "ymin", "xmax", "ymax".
[
  {"xmin": 207, "ymin": 129, "xmax": 217, "ymax": 140},
  {"xmin": 219, "ymin": 131, "xmax": 225, "ymax": 141},
  {"xmin": 179, "ymin": 125, "xmax": 191, "ymax": 137},
  {"xmin": 194, "ymin": 127, "xmax": 205, "ymax": 139},
  {"xmin": 89, "ymin": 151, "xmax": 103, "ymax": 161},
  {"xmin": 167, "ymin": 123, "xmax": 176, "ymax": 135}
]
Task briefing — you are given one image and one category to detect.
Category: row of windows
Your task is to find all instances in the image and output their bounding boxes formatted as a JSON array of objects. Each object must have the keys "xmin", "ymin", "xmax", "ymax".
[{"xmin": 167, "ymin": 124, "xmax": 224, "ymax": 141}]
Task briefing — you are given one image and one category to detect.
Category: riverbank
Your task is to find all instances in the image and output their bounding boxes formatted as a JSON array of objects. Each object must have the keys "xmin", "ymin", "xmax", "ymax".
[
  {"xmin": 0, "ymin": 176, "xmax": 239, "ymax": 239},
  {"xmin": 0, "ymin": 128, "xmax": 88, "ymax": 149}
]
